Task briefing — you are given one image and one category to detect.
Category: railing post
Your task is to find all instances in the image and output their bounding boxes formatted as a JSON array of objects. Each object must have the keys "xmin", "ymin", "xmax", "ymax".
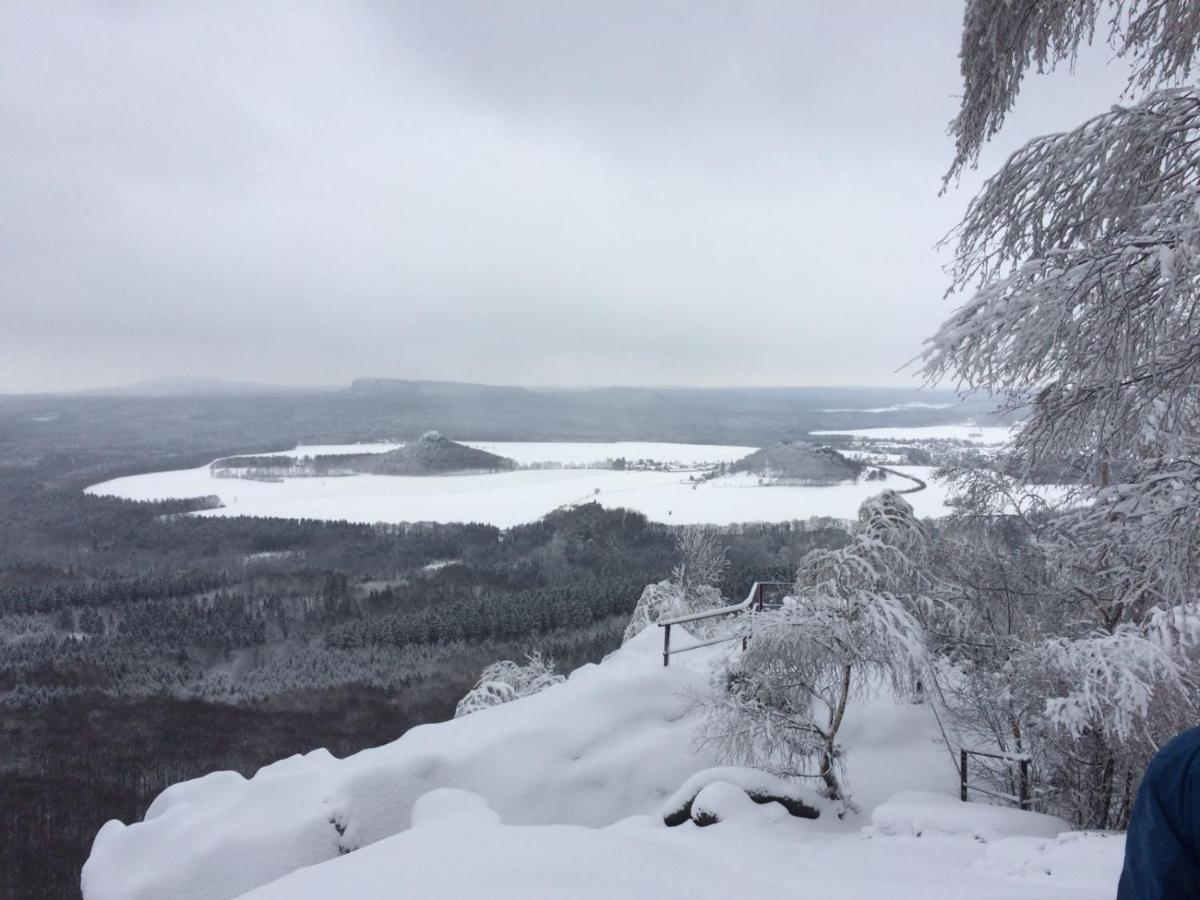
[
  {"xmin": 755, "ymin": 582, "xmax": 764, "ymax": 611},
  {"xmin": 960, "ymin": 749, "xmax": 968, "ymax": 802},
  {"xmin": 1018, "ymin": 758, "xmax": 1031, "ymax": 811},
  {"xmin": 662, "ymin": 623, "xmax": 671, "ymax": 667}
]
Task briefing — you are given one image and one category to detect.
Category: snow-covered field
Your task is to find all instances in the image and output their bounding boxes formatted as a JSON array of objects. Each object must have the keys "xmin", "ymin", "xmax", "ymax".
[
  {"xmin": 85, "ymin": 442, "xmax": 954, "ymax": 526},
  {"xmin": 262, "ymin": 441, "xmax": 754, "ymax": 466},
  {"xmin": 461, "ymin": 441, "xmax": 753, "ymax": 467},
  {"xmin": 82, "ymin": 629, "xmax": 1124, "ymax": 900},
  {"xmin": 822, "ymin": 402, "xmax": 955, "ymax": 413},
  {"xmin": 811, "ymin": 424, "xmax": 1017, "ymax": 444}
]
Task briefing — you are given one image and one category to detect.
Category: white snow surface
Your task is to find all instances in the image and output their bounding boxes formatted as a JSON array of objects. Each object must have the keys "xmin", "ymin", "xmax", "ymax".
[
  {"xmin": 462, "ymin": 440, "xmax": 754, "ymax": 466},
  {"xmin": 84, "ymin": 442, "xmax": 953, "ymax": 526},
  {"xmin": 661, "ymin": 766, "xmax": 823, "ymax": 820},
  {"xmin": 82, "ymin": 629, "xmax": 1123, "ymax": 900},
  {"xmin": 869, "ymin": 791, "xmax": 1068, "ymax": 841},
  {"xmin": 811, "ymin": 424, "xmax": 1017, "ymax": 443},
  {"xmin": 822, "ymin": 402, "xmax": 956, "ymax": 413},
  {"xmin": 265, "ymin": 442, "xmax": 403, "ymax": 457},
  {"xmin": 254, "ymin": 440, "xmax": 754, "ymax": 466}
]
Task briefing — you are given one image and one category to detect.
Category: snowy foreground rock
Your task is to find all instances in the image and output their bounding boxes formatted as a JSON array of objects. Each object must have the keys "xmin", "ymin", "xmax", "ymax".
[{"xmin": 83, "ymin": 628, "xmax": 1125, "ymax": 900}]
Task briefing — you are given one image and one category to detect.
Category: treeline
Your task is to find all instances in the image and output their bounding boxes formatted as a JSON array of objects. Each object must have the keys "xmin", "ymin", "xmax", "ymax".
[
  {"xmin": 327, "ymin": 578, "xmax": 644, "ymax": 648},
  {"xmin": 0, "ymin": 570, "xmax": 228, "ymax": 615},
  {"xmin": 0, "ymin": 420, "xmax": 855, "ymax": 899}
]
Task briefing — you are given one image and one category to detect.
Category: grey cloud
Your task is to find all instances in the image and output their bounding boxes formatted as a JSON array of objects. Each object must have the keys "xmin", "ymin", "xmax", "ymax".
[{"xmin": 0, "ymin": 1, "xmax": 1134, "ymax": 392}]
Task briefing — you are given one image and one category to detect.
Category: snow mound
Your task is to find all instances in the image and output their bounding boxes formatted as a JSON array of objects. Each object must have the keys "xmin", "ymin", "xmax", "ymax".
[
  {"xmin": 82, "ymin": 623, "xmax": 1124, "ymax": 900},
  {"xmin": 410, "ymin": 788, "xmax": 500, "ymax": 829},
  {"xmin": 231, "ymin": 801, "xmax": 1120, "ymax": 900},
  {"xmin": 691, "ymin": 781, "xmax": 771, "ymax": 826},
  {"xmin": 982, "ymin": 831, "xmax": 1126, "ymax": 884},
  {"xmin": 662, "ymin": 766, "xmax": 822, "ymax": 826},
  {"xmin": 82, "ymin": 628, "xmax": 717, "ymax": 900},
  {"xmin": 869, "ymin": 791, "xmax": 1068, "ymax": 841}
]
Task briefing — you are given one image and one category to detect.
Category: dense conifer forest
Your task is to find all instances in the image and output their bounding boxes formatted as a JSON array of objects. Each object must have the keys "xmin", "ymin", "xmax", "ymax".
[{"xmin": 0, "ymin": 387, "xmax": 862, "ymax": 898}]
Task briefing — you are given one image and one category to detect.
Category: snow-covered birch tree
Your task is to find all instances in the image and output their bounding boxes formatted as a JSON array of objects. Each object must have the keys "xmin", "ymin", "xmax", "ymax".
[
  {"xmin": 697, "ymin": 492, "xmax": 930, "ymax": 805},
  {"xmin": 925, "ymin": 0, "xmax": 1200, "ymax": 827}
]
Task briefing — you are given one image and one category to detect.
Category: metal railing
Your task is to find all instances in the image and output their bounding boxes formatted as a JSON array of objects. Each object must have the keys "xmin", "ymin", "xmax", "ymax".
[
  {"xmin": 959, "ymin": 748, "xmax": 1032, "ymax": 810},
  {"xmin": 658, "ymin": 581, "xmax": 791, "ymax": 667}
]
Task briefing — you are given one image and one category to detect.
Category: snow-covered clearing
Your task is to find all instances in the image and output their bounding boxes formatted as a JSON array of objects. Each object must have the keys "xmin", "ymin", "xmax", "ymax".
[
  {"xmin": 82, "ymin": 629, "xmax": 1124, "ymax": 900},
  {"xmin": 821, "ymin": 402, "xmax": 956, "ymax": 413},
  {"xmin": 85, "ymin": 443, "xmax": 953, "ymax": 526},
  {"xmin": 461, "ymin": 440, "xmax": 754, "ymax": 466},
  {"xmin": 255, "ymin": 440, "xmax": 754, "ymax": 466},
  {"xmin": 811, "ymin": 424, "xmax": 1017, "ymax": 443}
]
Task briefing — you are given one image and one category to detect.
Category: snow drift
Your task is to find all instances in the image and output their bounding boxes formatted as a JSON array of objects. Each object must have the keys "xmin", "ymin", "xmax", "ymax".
[
  {"xmin": 82, "ymin": 626, "xmax": 1125, "ymax": 900},
  {"xmin": 82, "ymin": 629, "xmax": 716, "ymax": 900}
]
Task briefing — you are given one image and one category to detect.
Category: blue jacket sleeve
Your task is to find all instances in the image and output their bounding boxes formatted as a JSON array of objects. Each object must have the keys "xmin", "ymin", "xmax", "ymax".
[{"xmin": 1118, "ymin": 727, "xmax": 1200, "ymax": 899}]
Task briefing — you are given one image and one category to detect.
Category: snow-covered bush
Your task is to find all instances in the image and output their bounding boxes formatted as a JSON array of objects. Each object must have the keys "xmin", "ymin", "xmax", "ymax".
[
  {"xmin": 661, "ymin": 766, "xmax": 821, "ymax": 826},
  {"xmin": 623, "ymin": 580, "xmax": 723, "ymax": 643},
  {"xmin": 454, "ymin": 652, "xmax": 565, "ymax": 717},
  {"xmin": 698, "ymin": 491, "xmax": 930, "ymax": 804},
  {"xmin": 623, "ymin": 526, "xmax": 728, "ymax": 642}
]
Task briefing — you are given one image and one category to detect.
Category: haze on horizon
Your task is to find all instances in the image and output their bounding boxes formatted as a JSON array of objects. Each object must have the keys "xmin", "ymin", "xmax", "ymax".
[{"xmin": 1, "ymin": 2, "xmax": 1132, "ymax": 394}]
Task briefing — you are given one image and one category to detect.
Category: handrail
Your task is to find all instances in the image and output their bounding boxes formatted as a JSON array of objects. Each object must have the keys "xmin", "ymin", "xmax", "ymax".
[
  {"xmin": 959, "ymin": 748, "xmax": 1031, "ymax": 810},
  {"xmin": 658, "ymin": 581, "xmax": 791, "ymax": 666},
  {"xmin": 657, "ymin": 581, "xmax": 791, "ymax": 627}
]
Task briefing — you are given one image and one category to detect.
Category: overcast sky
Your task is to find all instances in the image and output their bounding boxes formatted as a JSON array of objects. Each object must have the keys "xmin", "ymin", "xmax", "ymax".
[{"xmin": 0, "ymin": 1, "xmax": 1133, "ymax": 393}]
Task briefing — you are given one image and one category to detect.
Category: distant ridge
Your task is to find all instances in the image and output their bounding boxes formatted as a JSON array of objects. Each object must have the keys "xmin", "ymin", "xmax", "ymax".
[
  {"xmin": 348, "ymin": 378, "xmax": 532, "ymax": 397},
  {"xmin": 4, "ymin": 377, "xmax": 1015, "ymax": 453},
  {"xmin": 90, "ymin": 376, "xmax": 336, "ymax": 397}
]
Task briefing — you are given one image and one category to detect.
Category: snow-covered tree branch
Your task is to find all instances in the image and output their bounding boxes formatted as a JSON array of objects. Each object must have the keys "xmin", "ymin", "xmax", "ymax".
[
  {"xmin": 948, "ymin": 0, "xmax": 1200, "ymax": 177},
  {"xmin": 927, "ymin": 0, "xmax": 1200, "ymax": 829}
]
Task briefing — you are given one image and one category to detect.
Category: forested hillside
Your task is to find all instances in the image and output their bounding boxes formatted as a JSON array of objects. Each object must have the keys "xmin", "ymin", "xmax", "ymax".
[{"xmin": 0, "ymin": 392, "xmax": 853, "ymax": 898}]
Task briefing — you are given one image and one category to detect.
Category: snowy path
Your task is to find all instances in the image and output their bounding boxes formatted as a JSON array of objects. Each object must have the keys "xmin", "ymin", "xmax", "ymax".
[{"xmin": 874, "ymin": 465, "xmax": 927, "ymax": 494}]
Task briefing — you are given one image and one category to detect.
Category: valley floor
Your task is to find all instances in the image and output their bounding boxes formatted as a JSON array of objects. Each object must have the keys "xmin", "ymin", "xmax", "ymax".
[{"xmin": 86, "ymin": 441, "xmax": 951, "ymax": 526}]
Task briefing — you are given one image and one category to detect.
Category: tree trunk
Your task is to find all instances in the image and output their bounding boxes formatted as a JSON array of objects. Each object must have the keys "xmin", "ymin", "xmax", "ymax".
[{"xmin": 819, "ymin": 664, "xmax": 853, "ymax": 799}]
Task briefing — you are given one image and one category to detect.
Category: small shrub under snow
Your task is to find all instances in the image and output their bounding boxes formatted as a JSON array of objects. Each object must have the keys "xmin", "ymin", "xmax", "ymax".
[
  {"xmin": 662, "ymin": 766, "xmax": 821, "ymax": 827},
  {"xmin": 455, "ymin": 652, "xmax": 565, "ymax": 718}
]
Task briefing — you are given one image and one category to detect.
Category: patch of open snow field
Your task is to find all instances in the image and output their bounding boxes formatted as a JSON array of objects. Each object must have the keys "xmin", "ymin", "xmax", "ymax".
[
  {"xmin": 258, "ymin": 441, "xmax": 402, "ymax": 457},
  {"xmin": 821, "ymin": 402, "xmax": 956, "ymax": 413},
  {"xmin": 85, "ymin": 442, "xmax": 951, "ymax": 526},
  {"xmin": 811, "ymin": 424, "xmax": 1017, "ymax": 444},
  {"xmin": 462, "ymin": 440, "xmax": 755, "ymax": 466}
]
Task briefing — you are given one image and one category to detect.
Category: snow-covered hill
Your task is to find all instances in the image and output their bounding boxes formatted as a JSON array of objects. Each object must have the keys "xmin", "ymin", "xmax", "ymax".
[{"xmin": 81, "ymin": 629, "xmax": 1124, "ymax": 900}]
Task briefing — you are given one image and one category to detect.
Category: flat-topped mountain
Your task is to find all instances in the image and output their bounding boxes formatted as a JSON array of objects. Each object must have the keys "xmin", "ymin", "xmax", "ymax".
[{"xmin": 731, "ymin": 441, "xmax": 864, "ymax": 485}]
